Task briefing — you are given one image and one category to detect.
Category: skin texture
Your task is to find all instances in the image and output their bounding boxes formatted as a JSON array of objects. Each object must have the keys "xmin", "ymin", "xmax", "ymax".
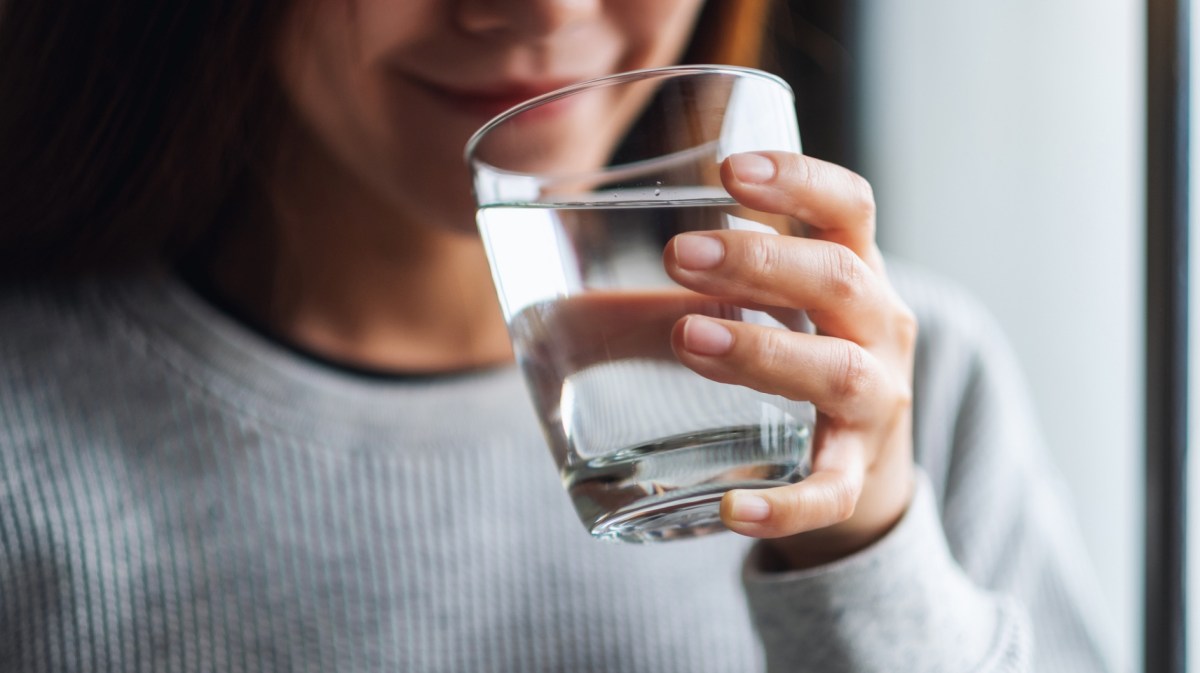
[{"xmin": 234, "ymin": 0, "xmax": 917, "ymax": 567}]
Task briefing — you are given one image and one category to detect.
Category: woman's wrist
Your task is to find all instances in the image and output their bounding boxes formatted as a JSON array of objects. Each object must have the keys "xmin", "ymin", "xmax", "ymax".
[{"xmin": 760, "ymin": 461, "xmax": 916, "ymax": 571}]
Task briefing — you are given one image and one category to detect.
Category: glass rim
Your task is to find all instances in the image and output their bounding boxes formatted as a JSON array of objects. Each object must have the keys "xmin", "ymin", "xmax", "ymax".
[{"xmin": 462, "ymin": 64, "xmax": 794, "ymax": 166}]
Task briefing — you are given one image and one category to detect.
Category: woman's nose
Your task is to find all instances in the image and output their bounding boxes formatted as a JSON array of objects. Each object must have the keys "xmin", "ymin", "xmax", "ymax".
[{"xmin": 454, "ymin": 0, "xmax": 602, "ymax": 38}]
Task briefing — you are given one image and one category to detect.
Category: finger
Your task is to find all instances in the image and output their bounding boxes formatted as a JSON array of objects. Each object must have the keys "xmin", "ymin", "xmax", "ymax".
[
  {"xmin": 664, "ymin": 230, "xmax": 902, "ymax": 345},
  {"xmin": 720, "ymin": 430, "xmax": 866, "ymax": 538},
  {"xmin": 720, "ymin": 151, "xmax": 883, "ymax": 272},
  {"xmin": 671, "ymin": 314, "xmax": 901, "ymax": 424}
]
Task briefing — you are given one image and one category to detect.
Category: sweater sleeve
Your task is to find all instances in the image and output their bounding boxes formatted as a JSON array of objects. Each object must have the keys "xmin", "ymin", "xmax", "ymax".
[
  {"xmin": 743, "ymin": 470, "xmax": 1030, "ymax": 672},
  {"xmin": 741, "ymin": 265, "xmax": 1121, "ymax": 673}
]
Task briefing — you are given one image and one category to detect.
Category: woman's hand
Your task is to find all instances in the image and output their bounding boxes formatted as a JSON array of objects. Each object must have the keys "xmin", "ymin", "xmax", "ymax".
[{"xmin": 662, "ymin": 151, "xmax": 918, "ymax": 570}]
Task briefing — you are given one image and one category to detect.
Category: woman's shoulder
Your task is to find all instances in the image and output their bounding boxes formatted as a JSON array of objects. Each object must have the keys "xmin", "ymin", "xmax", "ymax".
[
  {"xmin": 0, "ymin": 276, "xmax": 158, "ymax": 446},
  {"xmin": 0, "ymin": 277, "xmax": 99, "ymax": 369},
  {"xmin": 0, "ymin": 275, "xmax": 133, "ymax": 372}
]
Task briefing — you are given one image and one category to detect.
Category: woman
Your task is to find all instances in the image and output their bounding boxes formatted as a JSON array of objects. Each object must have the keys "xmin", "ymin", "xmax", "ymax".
[{"xmin": 0, "ymin": 1, "xmax": 1117, "ymax": 671}]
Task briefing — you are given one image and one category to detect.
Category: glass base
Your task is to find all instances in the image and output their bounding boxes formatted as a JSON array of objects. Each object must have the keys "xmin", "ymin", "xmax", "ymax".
[{"xmin": 588, "ymin": 481, "xmax": 781, "ymax": 543}]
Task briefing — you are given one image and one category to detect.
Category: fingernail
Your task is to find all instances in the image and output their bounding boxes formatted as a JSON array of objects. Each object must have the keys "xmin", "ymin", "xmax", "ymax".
[
  {"xmin": 729, "ymin": 492, "xmax": 770, "ymax": 522},
  {"xmin": 729, "ymin": 153, "xmax": 776, "ymax": 184},
  {"xmin": 682, "ymin": 316, "xmax": 733, "ymax": 356},
  {"xmin": 673, "ymin": 234, "xmax": 724, "ymax": 270}
]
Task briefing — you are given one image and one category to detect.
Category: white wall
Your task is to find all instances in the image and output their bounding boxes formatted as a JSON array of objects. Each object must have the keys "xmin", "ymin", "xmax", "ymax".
[{"xmin": 858, "ymin": 1, "xmax": 1143, "ymax": 667}]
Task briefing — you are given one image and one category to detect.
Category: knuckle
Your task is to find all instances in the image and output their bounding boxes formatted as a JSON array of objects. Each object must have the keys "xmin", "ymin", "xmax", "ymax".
[
  {"xmin": 884, "ymin": 305, "xmax": 918, "ymax": 413},
  {"xmin": 742, "ymin": 234, "xmax": 783, "ymax": 279},
  {"xmin": 845, "ymin": 171, "xmax": 877, "ymax": 221},
  {"xmin": 754, "ymin": 327, "xmax": 792, "ymax": 375},
  {"xmin": 888, "ymin": 374, "xmax": 912, "ymax": 417},
  {"xmin": 790, "ymin": 154, "xmax": 821, "ymax": 192},
  {"xmin": 783, "ymin": 156, "xmax": 821, "ymax": 211},
  {"xmin": 821, "ymin": 245, "xmax": 868, "ymax": 305},
  {"xmin": 827, "ymin": 477, "xmax": 859, "ymax": 523},
  {"xmin": 893, "ymin": 380, "xmax": 915, "ymax": 413},
  {"xmin": 832, "ymin": 343, "xmax": 872, "ymax": 402},
  {"xmin": 891, "ymin": 304, "xmax": 919, "ymax": 353}
]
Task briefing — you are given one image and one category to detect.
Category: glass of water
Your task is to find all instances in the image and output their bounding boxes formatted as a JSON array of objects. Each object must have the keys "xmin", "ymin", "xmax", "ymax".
[{"xmin": 465, "ymin": 65, "xmax": 814, "ymax": 543}]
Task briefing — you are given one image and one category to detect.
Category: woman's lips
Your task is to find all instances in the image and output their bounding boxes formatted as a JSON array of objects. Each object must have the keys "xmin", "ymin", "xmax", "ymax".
[{"xmin": 413, "ymin": 77, "xmax": 584, "ymax": 120}]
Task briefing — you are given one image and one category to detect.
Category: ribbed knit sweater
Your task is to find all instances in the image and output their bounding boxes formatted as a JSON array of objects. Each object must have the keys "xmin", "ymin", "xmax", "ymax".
[{"xmin": 0, "ymin": 262, "xmax": 1118, "ymax": 672}]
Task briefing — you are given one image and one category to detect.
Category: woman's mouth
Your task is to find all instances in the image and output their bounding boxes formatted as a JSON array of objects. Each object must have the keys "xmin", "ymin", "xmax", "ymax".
[{"xmin": 411, "ymin": 77, "xmax": 585, "ymax": 120}]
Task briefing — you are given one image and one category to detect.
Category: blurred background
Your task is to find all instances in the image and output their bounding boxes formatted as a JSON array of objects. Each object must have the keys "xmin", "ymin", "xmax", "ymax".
[{"xmin": 778, "ymin": 1, "xmax": 1144, "ymax": 668}]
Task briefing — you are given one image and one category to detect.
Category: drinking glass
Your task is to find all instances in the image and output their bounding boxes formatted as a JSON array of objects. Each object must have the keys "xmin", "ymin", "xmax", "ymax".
[{"xmin": 465, "ymin": 65, "xmax": 813, "ymax": 543}]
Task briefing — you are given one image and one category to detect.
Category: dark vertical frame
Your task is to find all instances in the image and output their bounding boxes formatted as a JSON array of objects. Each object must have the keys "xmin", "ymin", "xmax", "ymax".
[{"xmin": 1147, "ymin": 0, "xmax": 1190, "ymax": 671}]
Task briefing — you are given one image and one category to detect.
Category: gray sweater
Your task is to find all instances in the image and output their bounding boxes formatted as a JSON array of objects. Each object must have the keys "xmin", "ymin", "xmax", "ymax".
[{"xmin": 0, "ymin": 263, "xmax": 1117, "ymax": 672}]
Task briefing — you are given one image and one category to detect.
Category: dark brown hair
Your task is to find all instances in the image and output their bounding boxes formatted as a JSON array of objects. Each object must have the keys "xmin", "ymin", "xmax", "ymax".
[{"xmin": 0, "ymin": 1, "xmax": 774, "ymax": 279}]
